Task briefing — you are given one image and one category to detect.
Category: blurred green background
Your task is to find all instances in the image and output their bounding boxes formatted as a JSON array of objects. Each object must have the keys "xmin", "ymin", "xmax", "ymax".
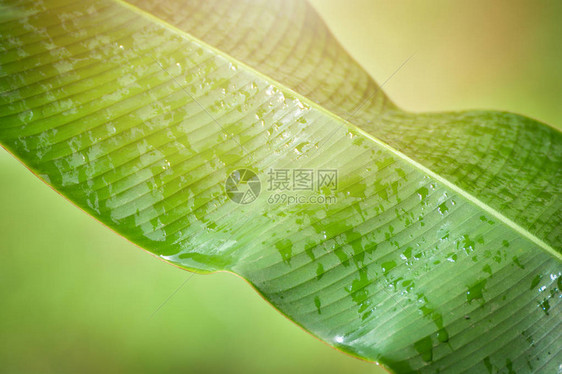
[{"xmin": 1, "ymin": 1, "xmax": 560, "ymax": 373}]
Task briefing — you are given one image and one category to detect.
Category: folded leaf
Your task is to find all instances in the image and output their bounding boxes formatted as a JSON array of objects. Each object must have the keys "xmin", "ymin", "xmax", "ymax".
[{"xmin": 0, "ymin": 0, "xmax": 560, "ymax": 373}]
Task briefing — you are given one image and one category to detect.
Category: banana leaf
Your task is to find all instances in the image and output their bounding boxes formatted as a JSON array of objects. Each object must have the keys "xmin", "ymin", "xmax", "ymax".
[{"xmin": 0, "ymin": 0, "xmax": 560, "ymax": 372}]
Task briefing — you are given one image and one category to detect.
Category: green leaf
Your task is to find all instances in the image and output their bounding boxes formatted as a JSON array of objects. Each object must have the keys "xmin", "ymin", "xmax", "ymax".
[{"xmin": 1, "ymin": 0, "xmax": 560, "ymax": 372}]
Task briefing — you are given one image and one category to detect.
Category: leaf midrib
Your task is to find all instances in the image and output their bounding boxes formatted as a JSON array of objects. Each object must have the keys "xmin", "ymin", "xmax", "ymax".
[{"xmin": 113, "ymin": 0, "xmax": 561, "ymax": 262}]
